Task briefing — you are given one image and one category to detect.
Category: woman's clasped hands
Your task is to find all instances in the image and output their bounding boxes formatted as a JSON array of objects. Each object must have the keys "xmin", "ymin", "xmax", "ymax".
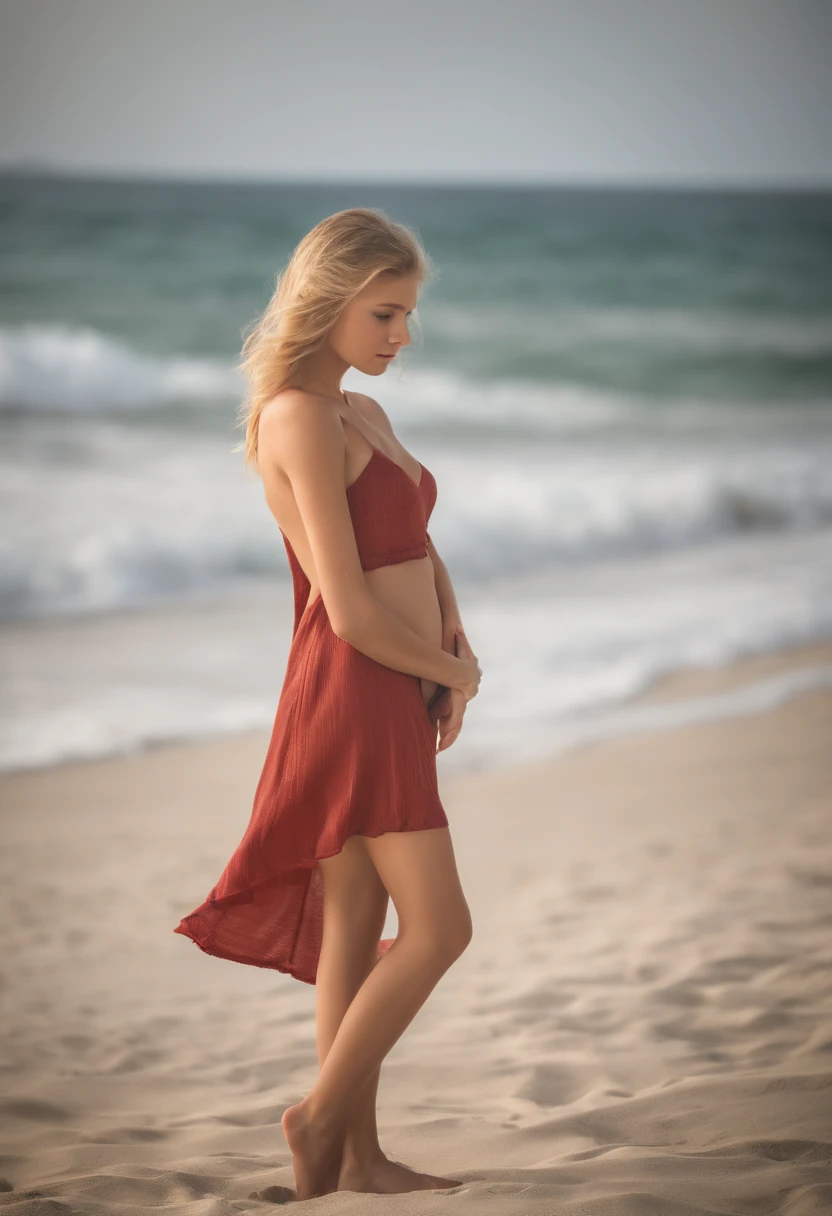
[{"xmin": 435, "ymin": 623, "xmax": 481, "ymax": 753}]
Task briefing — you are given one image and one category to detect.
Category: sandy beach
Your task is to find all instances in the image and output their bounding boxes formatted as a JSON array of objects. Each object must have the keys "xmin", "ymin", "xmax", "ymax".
[{"xmin": 1, "ymin": 642, "xmax": 831, "ymax": 1214}]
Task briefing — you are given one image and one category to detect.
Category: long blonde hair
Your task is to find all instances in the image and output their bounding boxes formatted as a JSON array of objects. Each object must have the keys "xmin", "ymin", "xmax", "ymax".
[{"xmin": 233, "ymin": 207, "xmax": 435, "ymax": 473}]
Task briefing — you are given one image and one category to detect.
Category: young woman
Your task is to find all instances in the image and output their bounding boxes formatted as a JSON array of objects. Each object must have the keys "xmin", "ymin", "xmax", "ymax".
[{"xmin": 174, "ymin": 208, "xmax": 482, "ymax": 1199}]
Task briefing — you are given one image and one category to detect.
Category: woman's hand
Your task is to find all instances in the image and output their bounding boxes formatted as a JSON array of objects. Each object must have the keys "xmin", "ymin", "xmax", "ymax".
[
  {"xmin": 435, "ymin": 686, "xmax": 466, "ymax": 752},
  {"xmin": 428, "ymin": 619, "xmax": 481, "ymax": 752},
  {"xmin": 451, "ymin": 624, "xmax": 481, "ymax": 702},
  {"xmin": 429, "ymin": 623, "xmax": 480, "ymax": 752}
]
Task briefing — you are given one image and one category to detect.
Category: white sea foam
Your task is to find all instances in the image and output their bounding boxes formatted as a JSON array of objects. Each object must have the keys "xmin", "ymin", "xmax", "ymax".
[
  {"xmin": 0, "ymin": 323, "xmax": 242, "ymax": 411},
  {"xmin": 1, "ymin": 526, "xmax": 831, "ymax": 775},
  {"xmin": 3, "ymin": 407, "xmax": 831, "ymax": 621},
  {"xmin": 7, "ymin": 323, "xmax": 829, "ymax": 436}
]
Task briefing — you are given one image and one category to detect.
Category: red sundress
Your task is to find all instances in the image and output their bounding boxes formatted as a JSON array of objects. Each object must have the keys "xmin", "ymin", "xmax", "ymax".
[{"xmin": 173, "ymin": 409, "xmax": 449, "ymax": 984}]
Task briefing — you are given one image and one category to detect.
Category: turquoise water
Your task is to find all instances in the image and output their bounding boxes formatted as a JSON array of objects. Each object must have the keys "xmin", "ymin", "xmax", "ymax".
[{"xmin": 2, "ymin": 176, "xmax": 831, "ymax": 404}]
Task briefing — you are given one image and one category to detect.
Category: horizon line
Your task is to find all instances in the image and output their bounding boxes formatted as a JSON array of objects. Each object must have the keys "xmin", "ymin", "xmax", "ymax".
[{"xmin": 1, "ymin": 162, "xmax": 830, "ymax": 196}]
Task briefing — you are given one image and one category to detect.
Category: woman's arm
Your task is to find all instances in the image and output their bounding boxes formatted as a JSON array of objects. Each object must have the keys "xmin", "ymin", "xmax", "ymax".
[
  {"xmin": 427, "ymin": 533, "xmax": 475, "ymax": 752},
  {"xmin": 427, "ymin": 534, "xmax": 464, "ymax": 648},
  {"xmin": 260, "ymin": 393, "xmax": 477, "ymax": 696}
]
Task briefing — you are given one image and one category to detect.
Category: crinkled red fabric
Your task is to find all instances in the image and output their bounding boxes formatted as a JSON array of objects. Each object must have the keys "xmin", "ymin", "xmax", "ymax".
[{"xmin": 173, "ymin": 451, "xmax": 448, "ymax": 985}]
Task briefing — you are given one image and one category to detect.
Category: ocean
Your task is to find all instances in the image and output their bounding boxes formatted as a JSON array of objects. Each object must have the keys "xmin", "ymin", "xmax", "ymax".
[{"xmin": 2, "ymin": 173, "xmax": 831, "ymax": 774}]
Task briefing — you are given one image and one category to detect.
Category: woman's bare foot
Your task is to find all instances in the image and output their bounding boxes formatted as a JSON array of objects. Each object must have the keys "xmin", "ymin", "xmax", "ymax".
[
  {"xmin": 338, "ymin": 1150, "xmax": 463, "ymax": 1194},
  {"xmin": 281, "ymin": 1099, "xmax": 344, "ymax": 1200}
]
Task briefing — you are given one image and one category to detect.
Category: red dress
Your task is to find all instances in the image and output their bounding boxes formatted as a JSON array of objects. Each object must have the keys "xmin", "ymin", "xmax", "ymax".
[{"xmin": 173, "ymin": 430, "xmax": 449, "ymax": 985}]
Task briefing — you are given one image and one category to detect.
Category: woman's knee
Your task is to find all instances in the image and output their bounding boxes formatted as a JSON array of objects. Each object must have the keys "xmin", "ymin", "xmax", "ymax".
[
  {"xmin": 399, "ymin": 898, "xmax": 473, "ymax": 969},
  {"xmin": 446, "ymin": 900, "xmax": 474, "ymax": 959},
  {"xmin": 361, "ymin": 826, "xmax": 471, "ymax": 962}
]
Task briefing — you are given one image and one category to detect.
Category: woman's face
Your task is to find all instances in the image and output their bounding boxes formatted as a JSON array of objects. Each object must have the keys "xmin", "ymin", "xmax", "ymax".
[{"xmin": 330, "ymin": 273, "xmax": 419, "ymax": 376}]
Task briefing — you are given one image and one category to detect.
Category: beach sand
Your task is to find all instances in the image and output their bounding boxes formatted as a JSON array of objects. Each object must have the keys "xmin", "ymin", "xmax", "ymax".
[{"xmin": 1, "ymin": 644, "xmax": 831, "ymax": 1214}]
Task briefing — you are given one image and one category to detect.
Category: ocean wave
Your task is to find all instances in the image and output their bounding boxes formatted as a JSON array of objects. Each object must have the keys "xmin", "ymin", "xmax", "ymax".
[
  {"xmin": 2, "ymin": 323, "xmax": 828, "ymax": 438},
  {"xmin": 0, "ymin": 323, "xmax": 243, "ymax": 411},
  {"xmin": 430, "ymin": 302, "xmax": 832, "ymax": 357},
  {"xmin": 0, "ymin": 323, "xmax": 640, "ymax": 427},
  {"xmin": 2, "ymin": 441, "xmax": 831, "ymax": 621}
]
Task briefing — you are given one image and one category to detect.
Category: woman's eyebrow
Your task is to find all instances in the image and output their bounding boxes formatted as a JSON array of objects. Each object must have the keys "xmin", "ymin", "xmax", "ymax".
[{"xmin": 375, "ymin": 302, "xmax": 413, "ymax": 311}]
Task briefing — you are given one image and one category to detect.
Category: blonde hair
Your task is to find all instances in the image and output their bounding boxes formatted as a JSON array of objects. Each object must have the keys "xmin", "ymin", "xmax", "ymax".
[{"xmin": 233, "ymin": 207, "xmax": 435, "ymax": 473}]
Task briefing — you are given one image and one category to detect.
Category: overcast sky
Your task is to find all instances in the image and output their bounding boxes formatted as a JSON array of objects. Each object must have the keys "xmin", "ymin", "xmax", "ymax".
[{"xmin": 1, "ymin": 0, "xmax": 830, "ymax": 187}]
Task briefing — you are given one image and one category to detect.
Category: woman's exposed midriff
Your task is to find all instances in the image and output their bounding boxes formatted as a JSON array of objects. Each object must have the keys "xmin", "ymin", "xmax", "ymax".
[
  {"xmin": 263, "ymin": 391, "xmax": 445, "ymax": 711},
  {"xmin": 304, "ymin": 551, "xmax": 443, "ymax": 708}
]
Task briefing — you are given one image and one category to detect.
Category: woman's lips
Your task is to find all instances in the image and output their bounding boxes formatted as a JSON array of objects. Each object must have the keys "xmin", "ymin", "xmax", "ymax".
[{"xmin": 377, "ymin": 353, "xmax": 395, "ymax": 359}]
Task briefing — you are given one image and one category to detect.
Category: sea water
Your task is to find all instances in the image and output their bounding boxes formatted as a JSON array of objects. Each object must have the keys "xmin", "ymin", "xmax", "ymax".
[{"xmin": 1, "ymin": 174, "xmax": 831, "ymax": 773}]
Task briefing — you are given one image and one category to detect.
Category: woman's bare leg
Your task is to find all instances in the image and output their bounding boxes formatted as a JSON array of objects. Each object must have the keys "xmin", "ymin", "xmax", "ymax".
[
  {"xmin": 281, "ymin": 826, "xmax": 472, "ymax": 1198},
  {"xmin": 313, "ymin": 835, "xmax": 464, "ymax": 1193},
  {"xmin": 315, "ymin": 836, "xmax": 388, "ymax": 1168}
]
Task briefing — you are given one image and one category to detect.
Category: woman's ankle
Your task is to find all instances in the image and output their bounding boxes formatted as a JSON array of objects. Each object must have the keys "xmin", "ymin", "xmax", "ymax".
[
  {"xmin": 340, "ymin": 1136, "xmax": 385, "ymax": 1171},
  {"xmin": 302, "ymin": 1092, "xmax": 349, "ymax": 1140}
]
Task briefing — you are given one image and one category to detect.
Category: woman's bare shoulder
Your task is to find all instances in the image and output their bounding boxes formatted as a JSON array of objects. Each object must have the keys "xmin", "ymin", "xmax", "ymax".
[
  {"xmin": 258, "ymin": 389, "xmax": 342, "ymax": 459},
  {"xmin": 259, "ymin": 387, "xmax": 329, "ymax": 429}
]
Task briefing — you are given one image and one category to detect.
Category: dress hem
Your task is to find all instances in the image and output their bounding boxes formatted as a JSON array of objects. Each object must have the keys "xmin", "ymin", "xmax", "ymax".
[{"xmin": 172, "ymin": 815, "xmax": 448, "ymax": 985}]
